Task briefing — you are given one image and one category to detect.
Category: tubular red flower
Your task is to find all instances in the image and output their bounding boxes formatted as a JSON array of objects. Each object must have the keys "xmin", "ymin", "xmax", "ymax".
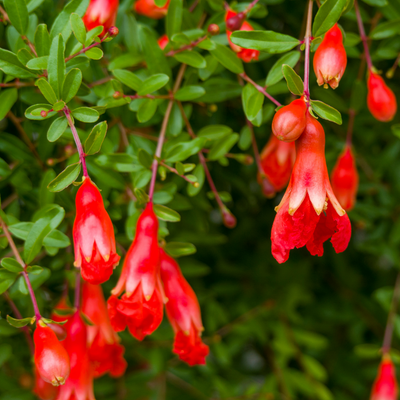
[
  {"xmin": 370, "ymin": 354, "xmax": 398, "ymax": 400},
  {"xmin": 158, "ymin": 34, "xmax": 169, "ymax": 50},
  {"xmin": 82, "ymin": 0, "xmax": 119, "ymax": 36},
  {"xmin": 34, "ymin": 321, "xmax": 70, "ymax": 387},
  {"xmin": 34, "ymin": 368, "xmax": 59, "ymax": 400},
  {"xmin": 271, "ymin": 113, "xmax": 351, "ymax": 263},
  {"xmin": 272, "ymin": 98, "xmax": 307, "ymax": 142},
  {"xmin": 313, "ymin": 23, "xmax": 347, "ymax": 89},
  {"xmin": 331, "ymin": 145, "xmax": 358, "ymax": 211},
  {"xmin": 82, "ymin": 282, "xmax": 127, "ymax": 378},
  {"xmin": 56, "ymin": 312, "xmax": 95, "ymax": 400},
  {"xmin": 134, "ymin": 0, "xmax": 170, "ymax": 19},
  {"xmin": 225, "ymin": 10, "xmax": 259, "ymax": 63},
  {"xmin": 367, "ymin": 70, "xmax": 397, "ymax": 122},
  {"xmin": 108, "ymin": 202, "xmax": 164, "ymax": 340},
  {"xmin": 258, "ymin": 134, "xmax": 296, "ymax": 195},
  {"xmin": 159, "ymin": 249, "xmax": 209, "ymax": 366},
  {"xmin": 73, "ymin": 178, "xmax": 120, "ymax": 285}
]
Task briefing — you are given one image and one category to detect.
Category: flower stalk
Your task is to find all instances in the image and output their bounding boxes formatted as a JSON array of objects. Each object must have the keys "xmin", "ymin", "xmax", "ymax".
[
  {"xmin": 354, "ymin": 0, "xmax": 373, "ymax": 70},
  {"xmin": 303, "ymin": 0, "xmax": 313, "ymax": 105}
]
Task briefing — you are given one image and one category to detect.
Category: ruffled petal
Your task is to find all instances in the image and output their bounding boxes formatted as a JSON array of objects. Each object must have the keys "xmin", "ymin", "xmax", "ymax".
[
  {"xmin": 107, "ymin": 295, "xmax": 128, "ymax": 332},
  {"xmin": 173, "ymin": 326, "xmax": 209, "ymax": 366}
]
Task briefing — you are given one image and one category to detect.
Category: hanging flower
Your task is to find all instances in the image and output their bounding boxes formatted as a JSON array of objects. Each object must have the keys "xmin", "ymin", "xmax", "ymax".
[
  {"xmin": 73, "ymin": 177, "xmax": 120, "ymax": 285},
  {"xmin": 331, "ymin": 145, "xmax": 358, "ymax": 211},
  {"xmin": 82, "ymin": 282, "xmax": 127, "ymax": 378},
  {"xmin": 313, "ymin": 23, "xmax": 347, "ymax": 89},
  {"xmin": 134, "ymin": 0, "xmax": 170, "ymax": 19},
  {"xmin": 159, "ymin": 249, "xmax": 209, "ymax": 366},
  {"xmin": 108, "ymin": 202, "xmax": 164, "ymax": 340},
  {"xmin": 82, "ymin": 0, "xmax": 119, "ymax": 36},
  {"xmin": 370, "ymin": 354, "xmax": 398, "ymax": 400},
  {"xmin": 34, "ymin": 368, "xmax": 59, "ymax": 400},
  {"xmin": 271, "ymin": 113, "xmax": 351, "ymax": 263}
]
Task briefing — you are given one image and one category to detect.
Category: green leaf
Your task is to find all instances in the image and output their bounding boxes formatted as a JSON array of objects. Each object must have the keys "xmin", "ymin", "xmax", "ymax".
[
  {"xmin": 266, "ymin": 51, "xmax": 301, "ymax": 87},
  {"xmin": 17, "ymin": 49, "xmax": 33, "ymax": 66},
  {"xmin": 26, "ymin": 56, "xmax": 48, "ymax": 70},
  {"xmin": 84, "ymin": 121, "xmax": 107, "ymax": 155},
  {"xmin": 370, "ymin": 19, "xmax": 400, "ymax": 40},
  {"xmin": 245, "ymin": 90, "xmax": 264, "ymax": 121},
  {"xmin": 70, "ymin": 13, "xmax": 86, "ymax": 44},
  {"xmin": 164, "ymin": 242, "xmax": 197, "ymax": 257},
  {"xmin": 310, "ymin": 100, "xmax": 342, "ymax": 125},
  {"xmin": 4, "ymin": 0, "xmax": 29, "ymax": 35},
  {"xmin": 175, "ymin": 86, "xmax": 205, "ymax": 101},
  {"xmin": 134, "ymin": 188, "xmax": 150, "ymax": 204},
  {"xmin": 0, "ymin": 272, "xmax": 17, "ymax": 295},
  {"xmin": 1, "ymin": 258, "xmax": 23, "ymax": 273},
  {"xmin": 242, "ymin": 83, "xmax": 262, "ymax": 123},
  {"xmin": 282, "ymin": 64, "xmax": 304, "ymax": 96},
  {"xmin": 153, "ymin": 204, "xmax": 181, "ymax": 222},
  {"xmin": 137, "ymin": 74, "xmax": 170, "ymax": 96},
  {"xmin": 35, "ymin": 24, "xmax": 50, "ymax": 57},
  {"xmin": 208, "ymin": 133, "xmax": 239, "ymax": 160},
  {"xmin": 85, "ymin": 47, "xmax": 103, "ymax": 60},
  {"xmin": 165, "ymin": 138, "xmax": 207, "ymax": 162},
  {"xmin": 6, "ymin": 316, "xmax": 34, "ymax": 328},
  {"xmin": 62, "ymin": 68, "xmax": 82, "ymax": 103},
  {"xmin": 154, "ymin": 0, "xmax": 168, "ymax": 6},
  {"xmin": 72, "ymin": 107, "xmax": 99, "ymax": 123},
  {"xmin": 230, "ymin": 31, "xmax": 300, "ymax": 54},
  {"xmin": 112, "ymin": 69, "xmax": 143, "ymax": 91},
  {"xmin": 0, "ymin": 89, "xmax": 18, "ymax": 120},
  {"xmin": 197, "ymin": 38, "xmax": 216, "ymax": 50},
  {"xmin": 43, "ymin": 230, "xmax": 70, "ymax": 248},
  {"xmin": 138, "ymin": 148, "xmax": 153, "ymax": 168},
  {"xmin": 210, "ymin": 43, "xmax": 243, "ymax": 73},
  {"xmin": 27, "ymin": 0, "xmax": 45, "ymax": 12},
  {"xmin": 47, "ymin": 117, "xmax": 68, "ymax": 142},
  {"xmin": 312, "ymin": 0, "xmax": 347, "ymax": 37},
  {"xmin": 361, "ymin": 0, "xmax": 387, "ymax": 6},
  {"xmin": 166, "ymin": 0, "xmax": 183, "ymax": 39},
  {"xmin": 25, "ymin": 104, "xmax": 57, "ymax": 120},
  {"xmin": 48, "ymin": 34, "xmax": 65, "ymax": 99},
  {"xmin": 174, "ymin": 51, "xmax": 207, "ymax": 69},
  {"xmin": 197, "ymin": 125, "xmax": 232, "ymax": 141},
  {"xmin": 0, "ymin": 49, "xmax": 37, "ymax": 78},
  {"xmin": 137, "ymin": 99, "xmax": 158, "ymax": 123},
  {"xmin": 36, "ymin": 78, "xmax": 58, "ymax": 104},
  {"xmin": 47, "ymin": 163, "xmax": 81, "ymax": 192}
]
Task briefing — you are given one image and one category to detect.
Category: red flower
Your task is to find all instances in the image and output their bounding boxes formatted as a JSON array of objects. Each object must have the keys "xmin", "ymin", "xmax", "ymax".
[
  {"xmin": 82, "ymin": 282, "xmax": 127, "ymax": 378},
  {"xmin": 34, "ymin": 321, "xmax": 70, "ymax": 387},
  {"xmin": 225, "ymin": 10, "xmax": 259, "ymax": 63},
  {"xmin": 272, "ymin": 98, "xmax": 307, "ymax": 142},
  {"xmin": 108, "ymin": 202, "xmax": 164, "ymax": 340},
  {"xmin": 158, "ymin": 34, "xmax": 169, "ymax": 50},
  {"xmin": 258, "ymin": 135, "xmax": 296, "ymax": 195},
  {"xmin": 160, "ymin": 249, "xmax": 209, "ymax": 366},
  {"xmin": 34, "ymin": 368, "xmax": 59, "ymax": 400},
  {"xmin": 82, "ymin": 0, "xmax": 119, "ymax": 36},
  {"xmin": 331, "ymin": 145, "xmax": 358, "ymax": 211},
  {"xmin": 134, "ymin": 0, "xmax": 170, "ymax": 19},
  {"xmin": 73, "ymin": 177, "xmax": 120, "ymax": 285},
  {"xmin": 271, "ymin": 113, "xmax": 351, "ymax": 263},
  {"xmin": 56, "ymin": 312, "xmax": 95, "ymax": 400},
  {"xmin": 370, "ymin": 354, "xmax": 398, "ymax": 400},
  {"xmin": 367, "ymin": 70, "xmax": 397, "ymax": 122},
  {"xmin": 313, "ymin": 23, "xmax": 347, "ymax": 89}
]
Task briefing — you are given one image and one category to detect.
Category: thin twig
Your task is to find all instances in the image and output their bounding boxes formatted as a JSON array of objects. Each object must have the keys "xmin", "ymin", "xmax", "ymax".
[
  {"xmin": 239, "ymin": 73, "xmax": 281, "ymax": 107},
  {"xmin": 354, "ymin": 0, "xmax": 373, "ymax": 70},
  {"xmin": 303, "ymin": 0, "xmax": 313, "ymax": 106}
]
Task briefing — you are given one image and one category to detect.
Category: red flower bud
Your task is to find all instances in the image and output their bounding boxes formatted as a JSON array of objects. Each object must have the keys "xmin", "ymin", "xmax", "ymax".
[
  {"xmin": 158, "ymin": 34, "xmax": 169, "ymax": 50},
  {"xmin": 34, "ymin": 321, "xmax": 70, "ymax": 387},
  {"xmin": 160, "ymin": 249, "xmax": 209, "ymax": 366},
  {"xmin": 108, "ymin": 202, "xmax": 164, "ymax": 340},
  {"xmin": 108, "ymin": 25, "xmax": 119, "ymax": 37},
  {"xmin": 34, "ymin": 368, "xmax": 59, "ymax": 400},
  {"xmin": 40, "ymin": 110, "xmax": 48, "ymax": 118},
  {"xmin": 208, "ymin": 23, "xmax": 220, "ymax": 35},
  {"xmin": 82, "ymin": 0, "xmax": 119, "ymax": 36},
  {"xmin": 370, "ymin": 354, "xmax": 398, "ymax": 400},
  {"xmin": 367, "ymin": 70, "xmax": 397, "ymax": 122},
  {"xmin": 73, "ymin": 177, "xmax": 120, "ymax": 285},
  {"xmin": 331, "ymin": 145, "xmax": 358, "ymax": 211},
  {"xmin": 134, "ymin": 0, "xmax": 170, "ymax": 19},
  {"xmin": 272, "ymin": 98, "xmax": 307, "ymax": 142},
  {"xmin": 313, "ymin": 24, "xmax": 347, "ymax": 89},
  {"xmin": 226, "ymin": 11, "xmax": 245, "ymax": 31},
  {"xmin": 222, "ymin": 207, "xmax": 237, "ymax": 228}
]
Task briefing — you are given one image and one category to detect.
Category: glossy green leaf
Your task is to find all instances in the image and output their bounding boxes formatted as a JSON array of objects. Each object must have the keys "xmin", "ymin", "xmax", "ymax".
[
  {"xmin": 72, "ymin": 107, "xmax": 99, "ymax": 123},
  {"xmin": 48, "ymin": 34, "xmax": 65, "ymax": 98},
  {"xmin": 4, "ymin": 0, "xmax": 29, "ymax": 35},
  {"xmin": 36, "ymin": 78, "xmax": 58, "ymax": 104},
  {"xmin": 137, "ymin": 74, "xmax": 170, "ymax": 96},
  {"xmin": 47, "ymin": 162, "xmax": 81, "ymax": 192},
  {"xmin": 210, "ymin": 43, "xmax": 243, "ymax": 73},
  {"xmin": 266, "ymin": 51, "xmax": 301, "ymax": 87},
  {"xmin": 70, "ymin": 13, "xmax": 86, "ymax": 44},
  {"xmin": 361, "ymin": 0, "xmax": 387, "ymax": 6},
  {"xmin": 47, "ymin": 117, "xmax": 68, "ymax": 142},
  {"xmin": 25, "ymin": 104, "xmax": 57, "ymax": 120},
  {"xmin": 165, "ymin": 137, "xmax": 207, "ymax": 162},
  {"xmin": 175, "ymin": 86, "xmax": 205, "ymax": 101},
  {"xmin": 370, "ymin": 19, "xmax": 400, "ymax": 39},
  {"xmin": 0, "ymin": 89, "xmax": 18, "ymax": 120},
  {"xmin": 85, "ymin": 47, "xmax": 103, "ymax": 60},
  {"xmin": 166, "ymin": 0, "xmax": 183, "ymax": 39},
  {"xmin": 6, "ymin": 316, "xmax": 34, "ymax": 328},
  {"xmin": 245, "ymin": 91, "xmax": 264, "ymax": 121},
  {"xmin": 208, "ymin": 133, "xmax": 239, "ymax": 160},
  {"xmin": 282, "ymin": 64, "xmax": 304, "ymax": 96},
  {"xmin": 84, "ymin": 121, "xmax": 108, "ymax": 155},
  {"xmin": 137, "ymin": 99, "xmax": 158, "ymax": 123},
  {"xmin": 26, "ymin": 56, "xmax": 48, "ymax": 70},
  {"xmin": 34, "ymin": 24, "xmax": 51, "ymax": 57},
  {"xmin": 138, "ymin": 148, "xmax": 153, "ymax": 168},
  {"xmin": 198, "ymin": 125, "xmax": 232, "ymax": 141},
  {"xmin": 62, "ymin": 68, "xmax": 82, "ymax": 103},
  {"xmin": 0, "ymin": 49, "xmax": 37, "ymax": 78},
  {"xmin": 312, "ymin": 0, "xmax": 347, "ymax": 37},
  {"xmin": 112, "ymin": 69, "xmax": 143, "ymax": 91},
  {"xmin": 310, "ymin": 100, "xmax": 342, "ymax": 125},
  {"xmin": 1, "ymin": 258, "xmax": 23, "ymax": 273},
  {"xmin": 174, "ymin": 51, "xmax": 207, "ymax": 69},
  {"xmin": 154, "ymin": 204, "xmax": 181, "ymax": 222},
  {"xmin": 164, "ymin": 242, "xmax": 197, "ymax": 257}
]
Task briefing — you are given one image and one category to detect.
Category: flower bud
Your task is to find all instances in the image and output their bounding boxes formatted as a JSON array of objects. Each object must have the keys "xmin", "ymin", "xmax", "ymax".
[
  {"xmin": 222, "ymin": 207, "xmax": 236, "ymax": 228},
  {"xmin": 108, "ymin": 26, "xmax": 119, "ymax": 37},
  {"xmin": 370, "ymin": 354, "xmax": 398, "ymax": 400},
  {"xmin": 367, "ymin": 70, "xmax": 397, "ymax": 122},
  {"xmin": 226, "ymin": 11, "xmax": 245, "ymax": 31},
  {"xmin": 208, "ymin": 23, "xmax": 220, "ymax": 35},
  {"xmin": 33, "ymin": 368, "xmax": 59, "ymax": 400},
  {"xmin": 272, "ymin": 98, "xmax": 307, "ymax": 142},
  {"xmin": 134, "ymin": 0, "xmax": 170, "ymax": 19},
  {"xmin": 82, "ymin": 0, "xmax": 119, "ymax": 36},
  {"xmin": 40, "ymin": 110, "xmax": 48, "ymax": 118},
  {"xmin": 313, "ymin": 23, "xmax": 347, "ymax": 89},
  {"xmin": 113, "ymin": 91, "xmax": 122, "ymax": 99}
]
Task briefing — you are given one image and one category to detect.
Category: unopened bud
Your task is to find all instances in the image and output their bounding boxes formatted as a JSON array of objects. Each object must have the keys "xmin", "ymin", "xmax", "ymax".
[
  {"xmin": 47, "ymin": 323, "xmax": 67, "ymax": 342},
  {"xmin": 108, "ymin": 26, "xmax": 119, "ymax": 37},
  {"xmin": 40, "ymin": 110, "xmax": 48, "ymax": 118},
  {"xmin": 261, "ymin": 177, "xmax": 276, "ymax": 199},
  {"xmin": 226, "ymin": 12, "xmax": 245, "ymax": 31},
  {"xmin": 233, "ymin": 154, "xmax": 253, "ymax": 165},
  {"xmin": 193, "ymin": 182, "xmax": 200, "ymax": 188},
  {"xmin": 113, "ymin": 91, "xmax": 122, "ymax": 99},
  {"xmin": 47, "ymin": 158, "xmax": 55, "ymax": 166},
  {"xmin": 222, "ymin": 208, "xmax": 236, "ymax": 229},
  {"xmin": 64, "ymin": 144, "xmax": 74, "ymax": 156},
  {"xmin": 208, "ymin": 24, "xmax": 220, "ymax": 35}
]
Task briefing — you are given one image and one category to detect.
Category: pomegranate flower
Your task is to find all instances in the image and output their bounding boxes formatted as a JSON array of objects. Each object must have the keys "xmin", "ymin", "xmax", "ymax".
[
  {"xmin": 370, "ymin": 354, "xmax": 398, "ymax": 400},
  {"xmin": 158, "ymin": 34, "xmax": 169, "ymax": 50},
  {"xmin": 108, "ymin": 202, "xmax": 165, "ymax": 341},
  {"xmin": 258, "ymin": 135, "xmax": 296, "ymax": 196},
  {"xmin": 34, "ymin": 368, "xmax": 59, "ymax": 400},
  {"xmin": 367, "ymin": 70, "xmax": 397, "ymax": 122},
  {"xmin": 160, "ymin": 249, "xmax": 209, "ymax": 366},
  {"xmin": 34, "ymin": 321, "xmax": 70, "ymax": 387},
  {"xmin": 134, "ymin": 0, "xmax": 170, "ymax": 19},
  {"xmin": 313, "ymin": 23, "xmax": 347, "ymax": 89},
  {"xmin": 271, "ymin": 113, "xmax": 351, "ymax": 263},
  {"xmin": 73, "ymin": 177, "xmax": 120, "ymax": 285},
  {"xmin": 82, "ymin": 0, "xmax": 119, "ymax": 36},
  {"xmin": 82, "ymin": 282, "xmax": 127, "ymax": 378},
  {"xmin": 331, "ymin": 145, "xmax": 358, "ymax": 211},
  {"xmin": 225, "ymin": 10, "xmax": 259, "ymax": 63}
]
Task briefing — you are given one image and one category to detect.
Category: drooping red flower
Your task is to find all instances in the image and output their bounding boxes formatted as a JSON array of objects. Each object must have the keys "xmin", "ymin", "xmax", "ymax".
[
  {"xmin": 370, "ymin": 354, "xmax": 398, "ymax": 400},
  {"xmin": 108, "ymin": 202, "xmax": 164, "ymax": 341},
  {"xmin": 225, "ymin": 10, "xmax": 259, "ymax": 63},
  {"xmin": 313, "ymin": 23, "xmax": 347, "ymax": 89},
  {"xmin": 158, "ymin": 34, "xmax": 169, "ymax": 50},
  {"xmin": 159, "ymin": 249, "xmax": 209, "ymax": 366},
  {"xmin": 258, "ymin": 134, "xmax": 296, "ymax": 196},
  {"xmin": 56, "ymin": 312, "xmax": 95, "ymax": 400},
  {"xmin": 367, "ymin": 70, "xmax": 397, "ymax": 122},
  {"xmin": 82, "ymin": 0, "xmax": 119, "ymax": 36},
  {"xmin": 34, "ymin": 368, "xmax": 59, "ymax": 400},
  {"xmin": 73, "ymin": 177, "xmax": 120, "ymax": 285},
  {"xmin": 134, "ymin": 0, "xmax": 170, "ymax": 19},
  {"xmin": 331, "ymin": 145, "xmax": 358, "ymax": 211},
  {"xmin": 272, "ymin": 98, "xmax": 307, "ymax": 142},
  {"xmin": 34, "ymin": 321, "xmax": 70, "ymax": 387},
  {"xmin": 271, "ymin": 113, "xmax": 351, "ymax": 263},
  {"xmin": 82, "ymin": 282, "xmax": 127, "ymax": 378}
]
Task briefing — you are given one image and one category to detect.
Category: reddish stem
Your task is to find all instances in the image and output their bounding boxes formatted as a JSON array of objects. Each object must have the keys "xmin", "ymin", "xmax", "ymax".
[
  {"xmin": 240, "ymin": 73, "xmax": 281, "ymax": 107},
  {"xmin": 166, "ymin": 36, "xmax": 207, "ymax": 57},
  {"xmin": 65, "ymin": 34, "xmax": 108, "ymax": 63},
  {"xmin": 354, "ymin": 0, "xmax": 373, "ymax": 70},
  {"xmin": 303, "ymin": 0, "xmax": 313, "ymax": 105}
]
